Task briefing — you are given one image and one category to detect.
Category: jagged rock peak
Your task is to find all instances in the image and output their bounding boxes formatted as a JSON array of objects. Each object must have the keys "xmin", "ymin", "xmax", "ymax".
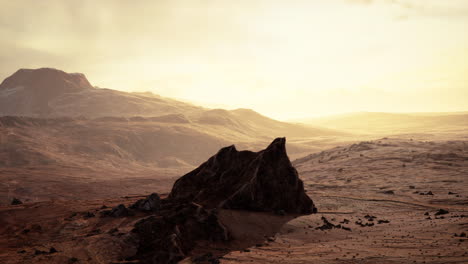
[
  {"xmin": 169, "ymin": 137, "xmax": 317, "ymax": 214},
  {"xmin": 0, "ymin": 67, "xmax": 93, "ymax": 91}
]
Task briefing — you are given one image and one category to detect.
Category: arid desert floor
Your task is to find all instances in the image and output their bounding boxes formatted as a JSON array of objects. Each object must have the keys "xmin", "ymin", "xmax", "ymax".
[{"xmin": 1, "ymin": 137, "xmax": 467, "ymax": 264}]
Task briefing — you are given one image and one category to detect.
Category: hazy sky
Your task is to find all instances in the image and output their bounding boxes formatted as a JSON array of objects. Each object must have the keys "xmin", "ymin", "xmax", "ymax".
[{"xmin": 1, "ymin": 0, "xmax": 467, "ymax": 119}]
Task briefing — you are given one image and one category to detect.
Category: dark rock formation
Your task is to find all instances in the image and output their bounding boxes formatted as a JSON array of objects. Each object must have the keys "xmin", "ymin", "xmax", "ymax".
[
  {"xmin": 131, "ymin": 193, "xmax": 161, "ymax": 212},
  {"xmin": 127, "ymin": 138, "xmax": 315, "ymax": 263},
  {"xmin": 169, "ymin": 137, "xmax": 316, "ymax": 214}
]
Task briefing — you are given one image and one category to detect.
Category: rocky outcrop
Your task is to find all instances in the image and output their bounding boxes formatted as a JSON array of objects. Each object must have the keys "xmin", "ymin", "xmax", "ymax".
[
  {"xmin": 126, "ymin": 138, "xmax": 315, "ymax": 263},
  {"xmin": 169, "ymin": 137, "xmax": 316, "ymax": 214}
]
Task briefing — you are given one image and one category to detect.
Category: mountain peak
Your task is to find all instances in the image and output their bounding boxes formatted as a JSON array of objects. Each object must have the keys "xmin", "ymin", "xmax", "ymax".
[{"xmin": 0, "ymin": 67, "xmax": 93, "ymax": 92}]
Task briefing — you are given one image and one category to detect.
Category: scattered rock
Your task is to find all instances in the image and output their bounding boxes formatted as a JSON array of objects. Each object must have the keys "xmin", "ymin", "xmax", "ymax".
[
  {"xmin": 364, "ymin": 215, "xmax": 377, "ymax": 221},
  {"xmin": 435, "ymin": 209, "xmax": 449, "ymax": 216},
  {"xmin": 383, "ymin": 190, "xmax": 395, "ymax": 195},
  {"xmin": 419, "ymin": 191, "xmax": 434, "ymax": 196},
  {"xmin": 316, "ymin": 216, "xmax": 350, "ymax": 231},
  {"xmin": 355, "ymin": 220, "xmax": 374, "ymax": 227},
  {"xmin": 377, "ymin": 220, "xmax": 390, "ymax": 224},
  {"xmin": 34, "ymin": 249, "xmax": 48, "ymax": 255},
  {"xmin": 11, "ymin": 198, "xmax": 23, "ymax": 205},
  {"xmin": 340, "ymin": 219, "xmax": 350, "ymax": 224},
  {"xmin": 342, "ymin": 226, "xmax": 352, "ymax": 231}
]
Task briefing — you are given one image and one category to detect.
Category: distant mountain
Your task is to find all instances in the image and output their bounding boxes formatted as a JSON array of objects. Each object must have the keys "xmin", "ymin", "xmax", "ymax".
[
  {"xmin": 0, "ymin": 67, "xmax": 344, "ymax": 139},
  {"xmin": 0, "ymin": 67, "xmax": 348, "ymax": 171},
  {"xmin": 296, "ymin": 112, "xmax": 468, "ymax": 135},
  {"xmin": 0, "ymin": 68, "xmax": 203, "ymax": 117}
]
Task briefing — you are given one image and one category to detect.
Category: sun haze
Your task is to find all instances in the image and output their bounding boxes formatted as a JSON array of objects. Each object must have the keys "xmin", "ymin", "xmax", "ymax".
[{"xmin": 0, "ymin": 0, "xmax": 467, "ymax": 119}]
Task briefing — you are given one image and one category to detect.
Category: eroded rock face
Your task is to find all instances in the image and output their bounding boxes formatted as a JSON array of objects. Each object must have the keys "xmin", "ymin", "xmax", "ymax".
[{"xmin": 169, "ymin": 137, "xmax": 316, "ymax": 214}]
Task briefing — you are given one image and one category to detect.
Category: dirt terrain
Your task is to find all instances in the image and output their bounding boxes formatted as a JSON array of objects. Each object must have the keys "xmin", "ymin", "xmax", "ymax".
[
  {"xmin": 223, "ymin": 138, "xmax": 468, "ymax": 263},
  {"xmin": 1, "ymin": 138, "xmax": 467, "ymax": 263}
]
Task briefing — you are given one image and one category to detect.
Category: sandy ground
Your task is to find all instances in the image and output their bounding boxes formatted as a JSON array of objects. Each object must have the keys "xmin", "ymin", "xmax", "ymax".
[{"xmin": 0, "ymin": 137, "xmax": 467, "ymax": 263}]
